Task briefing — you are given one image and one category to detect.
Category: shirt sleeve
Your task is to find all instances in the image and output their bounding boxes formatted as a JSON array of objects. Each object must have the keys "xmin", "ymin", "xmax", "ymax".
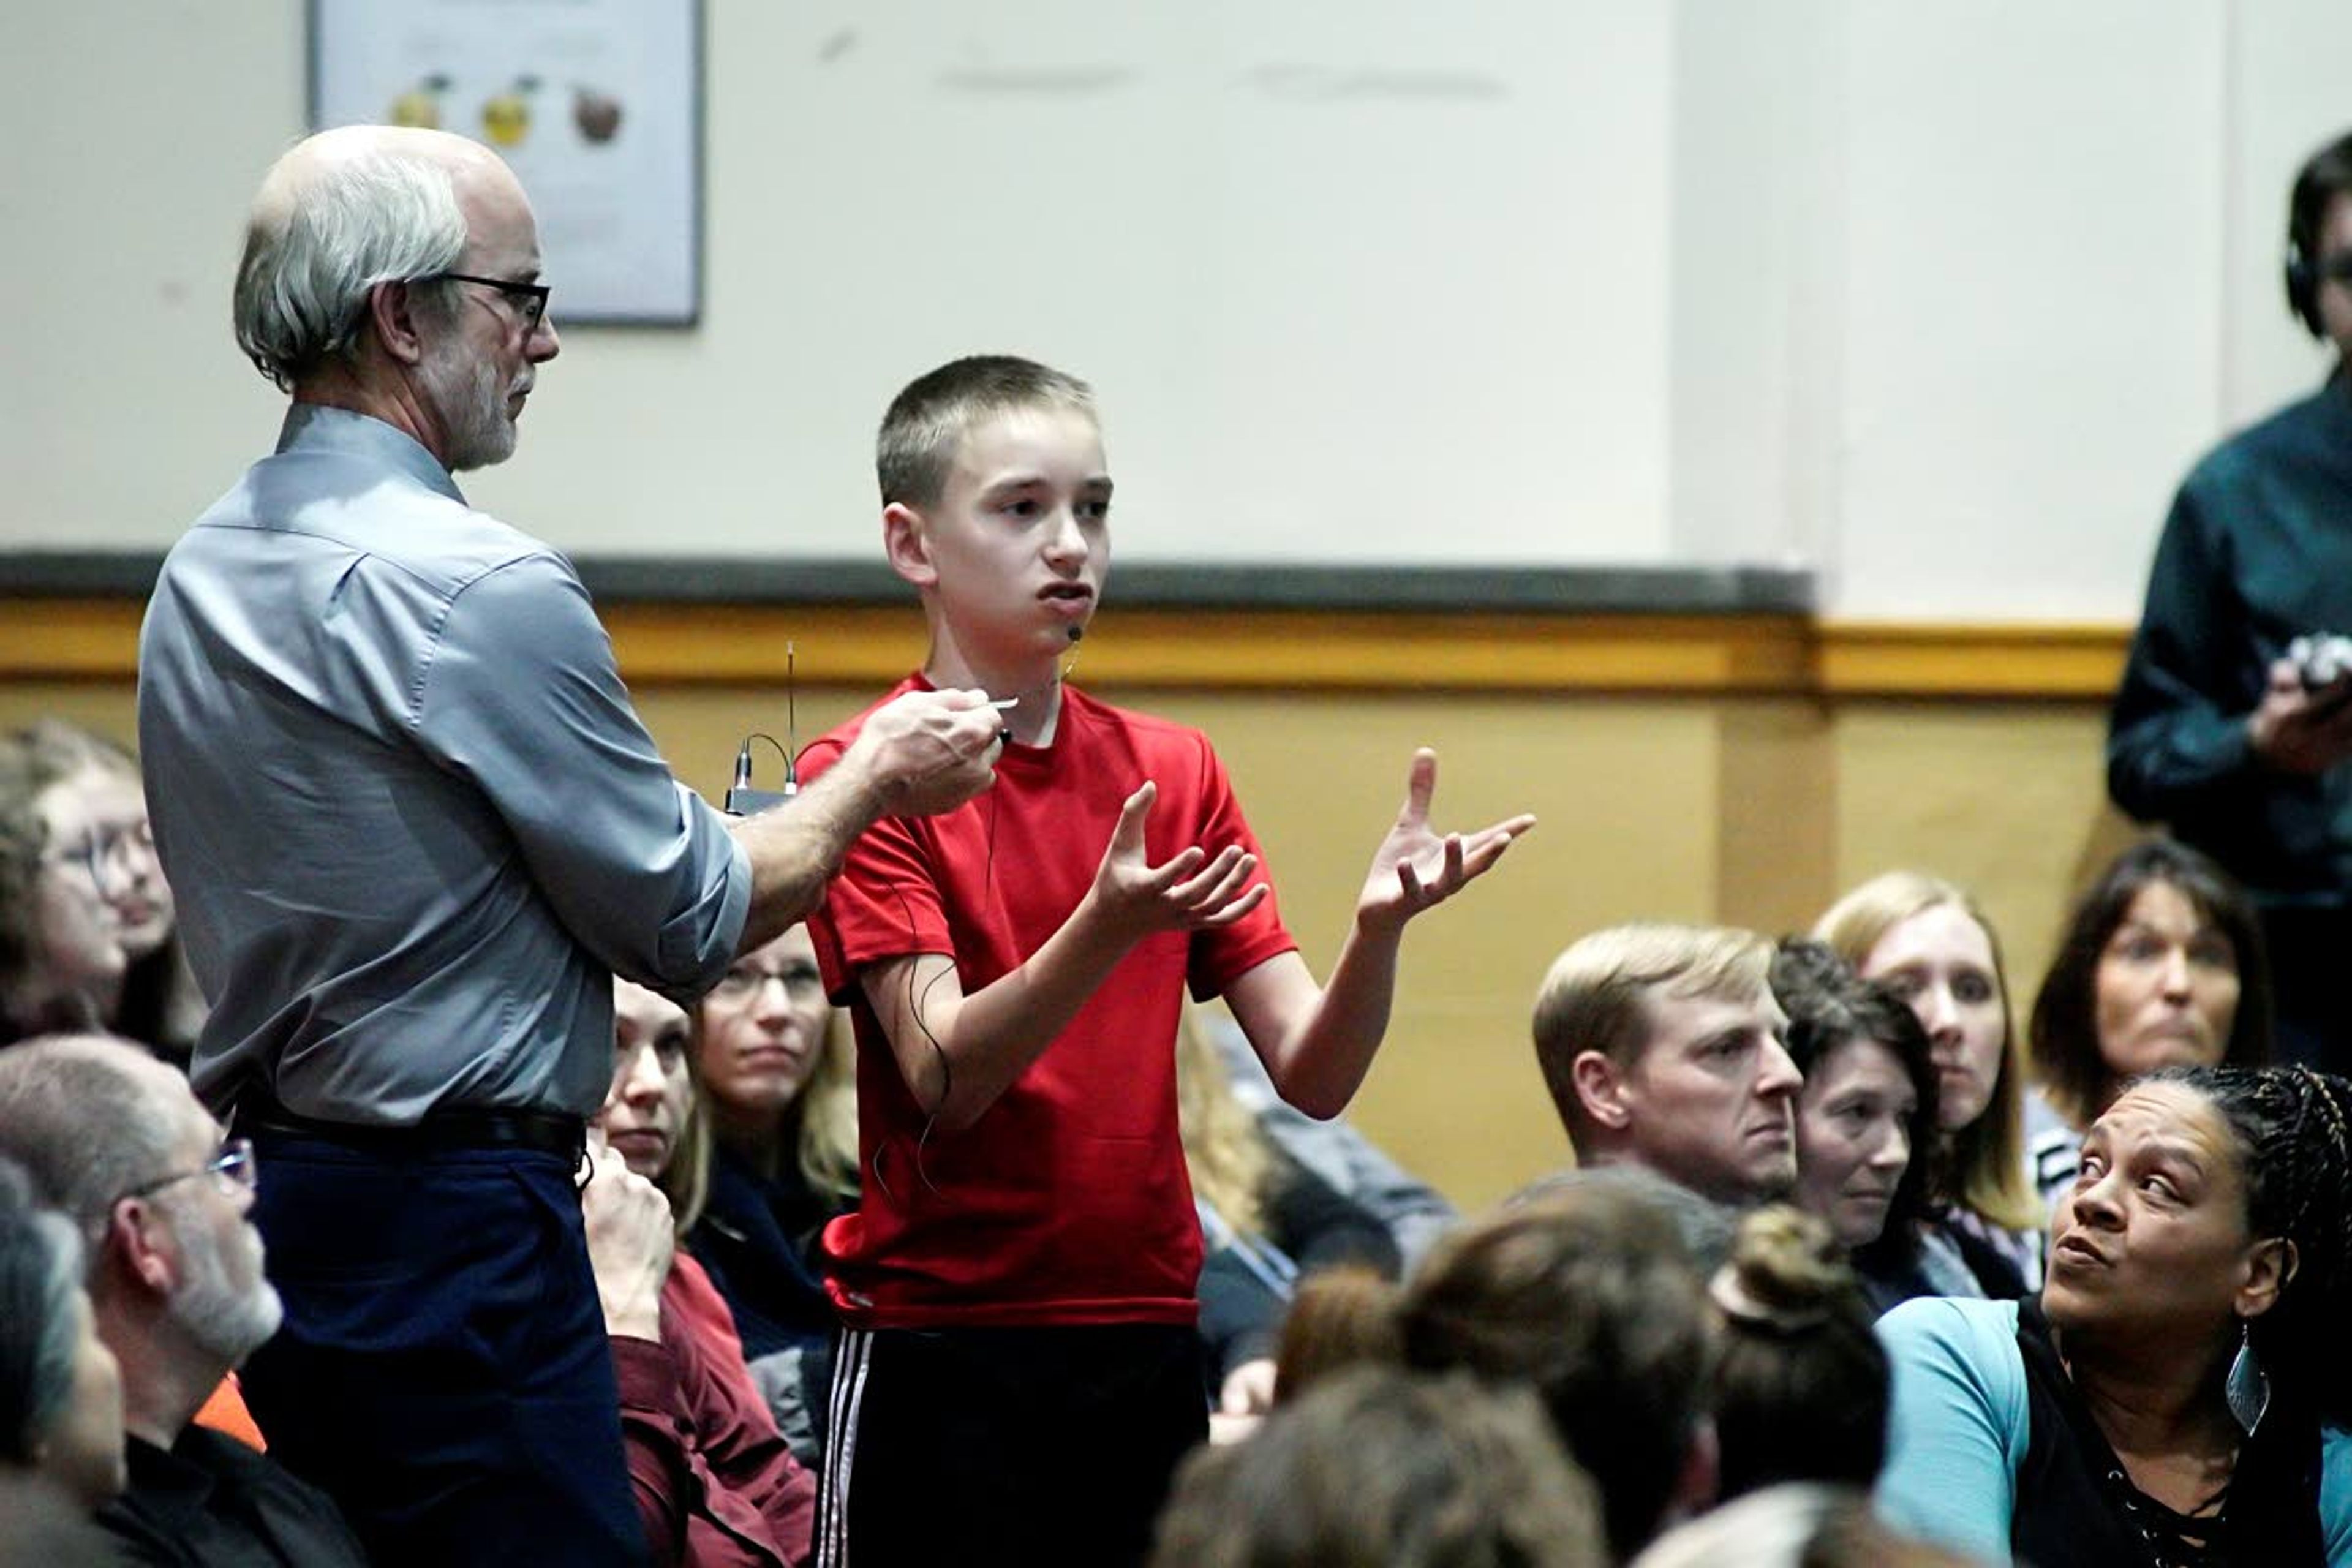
[
  {"xmin": 415, "ymin": 554, "xmax": 750, "ymax": 995},
  {"xmin": 612, "ymin": 1336, "xmax": 698, "ymax": 1568},
  {"xmin": 2108, "ymin": 482, "xmax": 2261, "ymax": 820},
  {"xmin": 667, "ymin": 1256, "xmax": 818, "ymax": 1565},
  {"xmin": 2323, "ymin": 1426, "xmax": 2352, "ymax": 1566},
  {"xmin": 1182, "ymin": 736, "xmax": 1298, "ymax": 999},
  {"xmin": 1874, "ymin": 1298, "xmax": 2025, "ymax": 1566}
]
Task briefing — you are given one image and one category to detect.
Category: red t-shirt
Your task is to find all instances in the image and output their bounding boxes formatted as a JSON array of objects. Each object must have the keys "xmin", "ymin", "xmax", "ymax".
[{"xmin": 797, "ymin": 677, "xmax": 1297, "ymax": 1329}]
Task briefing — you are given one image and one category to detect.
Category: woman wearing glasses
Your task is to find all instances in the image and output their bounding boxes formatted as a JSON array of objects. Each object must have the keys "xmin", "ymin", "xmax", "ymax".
[
  {"xmin": 0, "ymin": 732, "xmax": 126, "ymax": 1046},
  {"xmin": 684, "ymin": 924, "xmax": 859, "ymax": 1463},
  {"xmin": 0, "ymin": 721, "xmax": 203, "ymax": 1057}
]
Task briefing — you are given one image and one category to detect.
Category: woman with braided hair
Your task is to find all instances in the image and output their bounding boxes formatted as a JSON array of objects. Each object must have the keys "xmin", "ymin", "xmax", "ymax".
[{"xmin": 1877, "ymin": 1063, "xmax": 2352, "ymax": 1565}]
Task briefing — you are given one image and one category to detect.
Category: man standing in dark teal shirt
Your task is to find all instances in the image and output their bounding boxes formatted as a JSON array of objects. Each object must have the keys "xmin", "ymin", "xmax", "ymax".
[{"xmin": 2110, "ymin": 128, "xmax": 2352, "ymax": 1068}]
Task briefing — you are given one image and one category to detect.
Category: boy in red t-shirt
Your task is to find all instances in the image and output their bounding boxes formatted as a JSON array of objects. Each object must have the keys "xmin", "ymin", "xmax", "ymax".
[{"xmin": 796, "ymin": 355, "xmax": 1534, "ymax": 1566}]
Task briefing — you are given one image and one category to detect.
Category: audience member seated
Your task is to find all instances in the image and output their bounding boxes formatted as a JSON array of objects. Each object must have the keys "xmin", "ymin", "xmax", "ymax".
[
  {"xmin": 1817, "ymin": 872, "xmax": 2045, "ymax": 1296},
  {"xmin": 0, "ymin": 1156, "xmax": 123, "ymax": 1510},
  {"xmin": 1149, "ymin": 1366, "xmax": 1608, "ymax": 1568},
  {"xmin": 589, "ymin": 979, "xmax": 816, "ymax": 1567},
  {"xmin": 1278, "ymin": 1179, "xmax": 1717, "ymax": 1560},
  {"xmin": 13, "ymin": 722, "xmax": 202, "ymax": 1060},
  {"xmin": 1771, "ymin": 941, "xmax": 1956, "ymax": 1310},
  {"xmin": 1878, "ymin": 1064, "xmax": 2352, "ymax": 1565},
  {"xmin": 1180, "ymin": 1005, "xmax": 1400, "ymax": 1430},
  {"xmin": 0, "ymin": 1469, "xmax": 125, "ymax": 1568},
  {"xmin": 1707, "ymin": 1206, "xmax": 1890, "ymax": 1501},
  {"xmin": 682, "ymin": 925, "xmax": 857, "ymax": 1461},
  {"xmin": 2026, "ymin": 839, "xmax": 2272, "ymax": 1207},
  {"xmin": 1200, "ymin": 1007, "xmax": 1458, "ymax": 1271},
  {"xmin": 1630, "ymin": 1484, "xmax": 1972, "ymax": 1568},
  {"xmin": 1534, "ymin": 923, "xmax": 1801, "ymax": 1208},
  {"xmin": 0, "ymin": 742, "xmax": 125, "ymax": 1045},
  {"xmin": 0, "ymin": 1036, "xmax": 366, "ymax": 1565}
]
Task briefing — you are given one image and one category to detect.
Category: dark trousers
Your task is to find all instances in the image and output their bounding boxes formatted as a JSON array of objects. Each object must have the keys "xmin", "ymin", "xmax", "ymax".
[
  {"xmin": 815, "ymin": 1322, "xmax": 1206, "ymax": 1568},
  {"xmin": 238, "ymin": 1133, "xmax": 647, "ymax": 1567},
  {"xmin": 2258, "ymin": 905, "xmax": 2352, "ymax": 1072}
]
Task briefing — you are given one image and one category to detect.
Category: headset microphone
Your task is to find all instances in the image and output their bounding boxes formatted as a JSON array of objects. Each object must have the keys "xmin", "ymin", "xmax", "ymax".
[{"xmin": 1067, "ymin": 625, "xmax": 1084, "ymax": 643}]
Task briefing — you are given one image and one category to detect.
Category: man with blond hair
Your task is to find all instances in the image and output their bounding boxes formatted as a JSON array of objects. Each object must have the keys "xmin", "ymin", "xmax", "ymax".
[{"xmin": 1533, "ymin": 924, "xmax": 1801, "ymax": 1206}]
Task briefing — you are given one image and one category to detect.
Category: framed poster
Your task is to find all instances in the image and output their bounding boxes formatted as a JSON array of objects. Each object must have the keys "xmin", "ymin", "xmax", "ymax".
[{"xmin": 309, "ymin": 0, "xmax": 703, "ymax": 325}]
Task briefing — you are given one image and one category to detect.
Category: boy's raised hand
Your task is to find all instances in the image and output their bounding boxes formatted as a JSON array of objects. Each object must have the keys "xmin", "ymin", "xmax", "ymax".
[
  {"xmin": 1355, "ymin": 749, "xmax": 1534, "ymax": 937},
  {"xmin": 1088, "ymin": 780, "xmax": 1268, "ymax": 939}
]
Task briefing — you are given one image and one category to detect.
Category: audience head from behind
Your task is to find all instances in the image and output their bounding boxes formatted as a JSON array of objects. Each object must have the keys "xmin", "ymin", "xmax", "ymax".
[
  {"xmin": 603, "ymin": 977, "xmax": 710, "ymax": 1233},
  {"xmin": 0, "ymin": 1036, "xmax": 282, "ymax": 1447},
  {"xmin": 1278, "ymin": 1178, "xmax": 1717, "ymax": 1560},
  {"xmin": 1814, "ymin": 872, "xmax": 2042, "ymax": 1235},
  {"xmin": 235, "ymin": 126, "xmax": 561, "ymax": 473},
  {"xmin": 1150, "ymin": 1365, "xmax": 1609, "ymax": 1568},
  {"xmin": 2030, "ymin": 839, "xmax": 2271, "ymax": 1133},
  {"xmin": 1630, "ymin": 1484, "xmax": 1975, "ymax": 1568},
  {"xmin": 0, "ymin": 1156, "xmax": 123, "ymax": 1509},
  {"xmin": 1534, "ymin": 923, "xmax": 1800, "ymax": 1208},
  {"xmin": 1771, "ymin": 940, "xmax": 1937, "ymax": 1256},
  {"xmin": 1706, "ymin": 1206, "xmax": 1889, "ymax": 1501}
]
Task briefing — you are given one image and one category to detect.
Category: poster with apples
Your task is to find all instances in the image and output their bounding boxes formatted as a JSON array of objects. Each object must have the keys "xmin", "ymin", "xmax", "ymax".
[{"xmin": 310, "ymin": 0, "xmax": 700, "ymax": 325}]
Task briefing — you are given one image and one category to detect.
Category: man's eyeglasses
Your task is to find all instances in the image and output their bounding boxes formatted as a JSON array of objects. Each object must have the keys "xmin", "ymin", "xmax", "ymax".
[
  {"xmin": 707, "ymin": 967, "xmax": 826, "ymax": 1005},
  {"xmin": 117, "ymin": 1137, "xmax": 258, "ymax": 1205},
  {"xmin": 431, "ymin": 271, "xmax": 551, "ymax": 333}
]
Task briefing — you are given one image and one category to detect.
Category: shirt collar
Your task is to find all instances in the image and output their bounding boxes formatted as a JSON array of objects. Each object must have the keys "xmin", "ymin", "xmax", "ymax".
[{"xmin": 276, "ymin": 402, "xmax": 467, "ymax": 507}]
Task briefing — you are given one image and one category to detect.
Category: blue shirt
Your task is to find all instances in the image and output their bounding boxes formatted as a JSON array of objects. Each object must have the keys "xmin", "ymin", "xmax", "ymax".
[{"xmin": 138, "ymin": 405, "xmax": 749, "ymax": 1123}]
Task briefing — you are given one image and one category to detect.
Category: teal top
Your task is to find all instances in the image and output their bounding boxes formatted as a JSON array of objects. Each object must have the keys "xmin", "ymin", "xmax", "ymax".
[{"xmin": 1875, "ymin": 1296, "xmax": 2352, "ymax": 1565}]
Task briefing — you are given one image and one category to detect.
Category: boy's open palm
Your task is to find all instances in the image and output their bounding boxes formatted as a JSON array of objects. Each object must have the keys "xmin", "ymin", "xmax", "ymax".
[
  {"xmin": 1091, "ymin": 780, "xmax": 1268, "ymax": 938},
  {"xmin": 1356, "ymin": 749, "xmax": 1535, "ymax": 936}
]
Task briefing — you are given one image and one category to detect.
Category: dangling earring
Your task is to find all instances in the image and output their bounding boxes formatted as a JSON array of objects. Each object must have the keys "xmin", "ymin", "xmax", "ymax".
[{"xmin": 2226, "ymin": 1319, "xmax": 2271, "ymax": 1436}]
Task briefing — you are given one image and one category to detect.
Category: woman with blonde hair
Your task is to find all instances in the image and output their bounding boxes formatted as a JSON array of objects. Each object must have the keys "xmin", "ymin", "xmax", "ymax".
[
  {"xmin": 1816, "ymin": 871, "xmax": 2043, "ymax": 1297},
  {"xmin": 684, "ymin": 924, "xmax": 859, "ymax": 1463}
]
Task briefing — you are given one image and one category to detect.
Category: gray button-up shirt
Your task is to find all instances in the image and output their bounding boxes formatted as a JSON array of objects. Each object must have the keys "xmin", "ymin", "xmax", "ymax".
[{"xmin": 138, "ymin": 405, "xmax": 749, "ymax": 1123}]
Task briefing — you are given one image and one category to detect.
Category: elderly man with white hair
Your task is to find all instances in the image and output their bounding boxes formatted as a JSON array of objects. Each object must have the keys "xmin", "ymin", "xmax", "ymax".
[{"xmin": 136, "ymin": 124, "xmax": 1006, "ymax": 1565}]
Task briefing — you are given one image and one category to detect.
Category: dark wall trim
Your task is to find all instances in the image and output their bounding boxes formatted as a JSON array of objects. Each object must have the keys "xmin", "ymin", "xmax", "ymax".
[{"xmin": 0, "ymin": 550, "xmax": 1812, "ymax": 616}]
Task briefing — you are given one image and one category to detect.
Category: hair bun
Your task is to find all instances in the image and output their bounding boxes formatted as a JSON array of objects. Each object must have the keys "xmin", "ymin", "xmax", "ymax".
[{"xmin": 1710, "ymin": 1207, "xmax": 1852, "ymax": 1334}]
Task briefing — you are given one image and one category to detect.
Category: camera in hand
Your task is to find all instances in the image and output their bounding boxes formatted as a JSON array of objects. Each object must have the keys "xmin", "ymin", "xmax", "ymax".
[{"xmin": 2288, "ymin": 633, "xmax": 2352, "ymax": 691}]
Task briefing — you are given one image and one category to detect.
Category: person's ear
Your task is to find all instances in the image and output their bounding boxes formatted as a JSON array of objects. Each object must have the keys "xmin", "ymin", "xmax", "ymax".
[
  {"xmin": 369, "ymin": 278, "xmax": 429, "ymax": 367},
  {"xmin": 1570, "ymin": 1049, "xmax": 1632, "ymax": 1131},
  {"xmin": 2237, "ymin": 1236, "xmax": 2299, "ymax": 1321},
  {"xmin": 883, "ymin": 502, "xmax": 937, "ymax": 589},
  {"xmin": 100, "ymin": 1197, "xmax": 181, "ymax": 1298}
]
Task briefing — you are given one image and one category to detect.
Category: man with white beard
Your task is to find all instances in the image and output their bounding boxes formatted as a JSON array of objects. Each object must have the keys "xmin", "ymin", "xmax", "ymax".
[{"xmin": 0, "ymin": 1036, "xmax": 366, "ymax": 1564}]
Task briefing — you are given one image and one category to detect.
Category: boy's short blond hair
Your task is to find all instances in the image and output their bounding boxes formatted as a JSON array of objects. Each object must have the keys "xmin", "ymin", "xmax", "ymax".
[
  {"xmin": 1531, "ymin": 924, "xmax": 1772, "ymax": 1134},
  {"xmin": 876, "ymin": 355, "xmax": 1097, "ymax": 509}
]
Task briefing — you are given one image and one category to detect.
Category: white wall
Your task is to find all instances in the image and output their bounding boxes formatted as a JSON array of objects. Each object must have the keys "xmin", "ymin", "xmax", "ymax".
[{"xmin": 4, "ymin": 1, "xmax": 2346, "ymax": 617}]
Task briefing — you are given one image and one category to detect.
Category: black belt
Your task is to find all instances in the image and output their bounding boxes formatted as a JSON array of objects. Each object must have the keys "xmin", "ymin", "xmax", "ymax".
[{"xmin": 232, "ymin": 1085, "xmax": 586, "ymax": 1161}]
